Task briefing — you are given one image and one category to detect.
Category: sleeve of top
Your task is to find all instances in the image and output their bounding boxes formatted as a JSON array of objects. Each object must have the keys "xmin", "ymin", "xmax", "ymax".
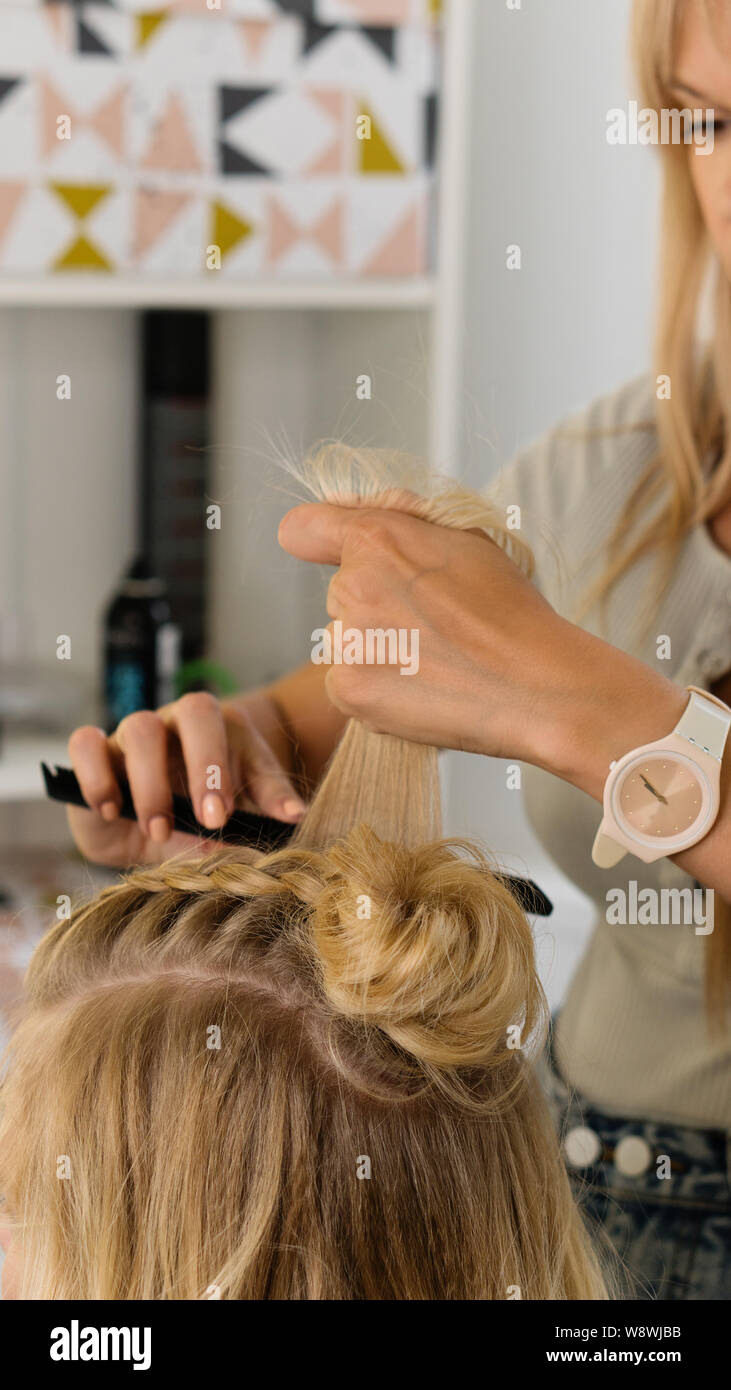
[{"xmin": 483, "ymin": 372, "xmax": 658, "ymax": 610}]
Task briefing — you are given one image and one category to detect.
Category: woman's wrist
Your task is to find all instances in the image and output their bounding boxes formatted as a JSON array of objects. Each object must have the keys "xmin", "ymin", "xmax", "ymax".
[{"xmin": 525, "ymin": 620, "xmax": 689, "ymax": 804}]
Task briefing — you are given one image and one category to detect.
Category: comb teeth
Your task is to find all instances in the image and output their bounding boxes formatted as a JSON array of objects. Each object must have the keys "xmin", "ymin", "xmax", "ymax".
[{"xmin": 42, "ymin": 762, "xmax": 88, "ymax": 808}]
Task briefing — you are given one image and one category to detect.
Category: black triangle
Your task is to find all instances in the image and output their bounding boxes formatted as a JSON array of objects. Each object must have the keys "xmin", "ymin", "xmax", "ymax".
[
  {"xmin": 220, "ymin": 85, "xmax": 269, "ymax": 125},
  {"xmin": 303, "ymin": 21, "xmax": 396, "ymax": 64},
  {"xmin": 424, "ymin": 93, "xmax": 438, "ymax": 168},
  {"xmin": 273, "ymin": 0, "xmax": 314, "ymax": 13},
  {"xmin": 78, "ymin": 17, "xmax": 112, "ymax": 56},
  {"xmin": 302, "ymin": 21, "xmax": 338, "ymax": 56},
  {"xmin": 219, "ymin": 140, "xmax": 272, "ymax": 177},
  {"xmin": 360, "ymin": 27, "xmax": 396, "ymax": 63},
  {"xmin": 0, "ymin": 77, "xmax": 20, "ymax": 106}
]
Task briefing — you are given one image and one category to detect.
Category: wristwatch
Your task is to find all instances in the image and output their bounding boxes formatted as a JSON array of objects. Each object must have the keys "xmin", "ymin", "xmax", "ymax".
[{"xmin": 592, "ymin": 685, "xmax": 731, "ymax": 867}]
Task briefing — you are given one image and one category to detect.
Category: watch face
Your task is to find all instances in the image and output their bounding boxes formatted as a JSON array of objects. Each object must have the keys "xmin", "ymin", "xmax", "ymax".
[{"xmin": 614, "ymin": 753, "xmax": 707, "ymax": 841}]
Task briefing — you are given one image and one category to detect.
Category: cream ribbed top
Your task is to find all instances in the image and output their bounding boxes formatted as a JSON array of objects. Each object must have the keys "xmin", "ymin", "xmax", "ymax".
[{"xmin": 490, "ymin": 373, "xmax": 731, "ymax": 1130}]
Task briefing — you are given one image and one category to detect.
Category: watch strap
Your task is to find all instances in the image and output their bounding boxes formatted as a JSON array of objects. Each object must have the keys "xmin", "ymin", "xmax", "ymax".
[
  {"xmin": 675, "ymin": 686, "xmax": 731, "ymax": 762},
  {"xmin": 592, "ymin": 826, "xmax": 628, "ymax": 868}
]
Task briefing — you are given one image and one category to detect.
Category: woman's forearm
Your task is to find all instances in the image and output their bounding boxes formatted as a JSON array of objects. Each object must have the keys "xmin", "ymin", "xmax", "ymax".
[
  {"xmin": 541, "ymin": 621, "xmax": 731, "ymax": 898},
  {"xmin": 226, "ymin": 660, "xmax": 348, "ymax": 796}
]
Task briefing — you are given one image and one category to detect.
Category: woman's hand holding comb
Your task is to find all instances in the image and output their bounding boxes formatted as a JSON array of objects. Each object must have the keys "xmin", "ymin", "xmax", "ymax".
[{"xmin": 66, "ymin": 692, "xmax": 307, "ymax": 869}]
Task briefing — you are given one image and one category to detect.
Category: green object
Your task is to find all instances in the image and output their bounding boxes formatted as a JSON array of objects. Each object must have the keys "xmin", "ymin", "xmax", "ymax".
[{"xmin": 174, "ymin": 659, "xmax": 239, "ymax": 699}]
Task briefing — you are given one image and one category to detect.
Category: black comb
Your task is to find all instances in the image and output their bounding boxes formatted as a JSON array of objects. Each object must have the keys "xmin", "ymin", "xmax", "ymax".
[
  {"xmin": 41, "ymin": 762, "xmax": 295, "ymax": 851},
  {"xmin": 41, "ymin": 762, "xmax": 553, "ymax": 915}
]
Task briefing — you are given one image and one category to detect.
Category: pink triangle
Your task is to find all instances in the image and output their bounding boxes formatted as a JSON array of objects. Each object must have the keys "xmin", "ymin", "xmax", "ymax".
[
  {"xmin": 267, "ymin": 197, "xmax": 301, "ymax": 266},
  {"xmin": 90, "ymin": 84, "xmax": 126, "ymax": 160},
  {"xmin": 338, "ymin": 0, "xmax": 410, "ymax": 18},
  {"xmin": 362, "ymin": 199, "xmax": 425, "ymax": 276},
  {"xmin": 132, "ymin": 189, "xmax": 191, "ymax": 261},
  {"xmin": 305, "ymin": 140, "xmax": 341, "ymax": 176},
  {"xmin": 303, "ymin": 89, "xmax": 346, "ymax": 175},
  {"xmin": 0, "ymin": 182, "xmax": 25, "ymax": 250},
  {"xmin": 45, "ymin": 3, "xmax": 71, "ymax": 48},
  {"xmin": 307, "ymin": 88, "xmax": 346, "ymax": 123},
  {"xmin": 239, "ymin": 20, "xmax": 273, "ymax": 62},
  {"xmin": 141, "ymin": 94, "xmax": 201, "ymax": 173},
  {"xmin": 312, "ymin": 198, "xmax": 344, "ymax": 264},
  {"xmin": 39, "ymin": 76, "xmax": 70, "ymax": 158}
]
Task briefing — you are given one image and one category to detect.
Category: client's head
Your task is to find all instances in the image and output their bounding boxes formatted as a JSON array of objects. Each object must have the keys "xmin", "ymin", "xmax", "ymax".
[{"xmin": 0, "ymin": 448, "xmax": 606, "ymax": 1300}]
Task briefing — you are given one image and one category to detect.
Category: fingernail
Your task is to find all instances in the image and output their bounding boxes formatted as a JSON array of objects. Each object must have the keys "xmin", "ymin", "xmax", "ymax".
[
  {"xmin": 279, "ymin": 796, "xmax": 307, "ymax": 820},
  {"xmin": 148, "ymin": 815, "xmax": 171, "ymax": 844},
  {"xmin": 100, "ymin": 800, "xmax": 119, "ymax": 822},
  {"xmin": 201, "ymin": 793, "xmax": 227, "ymax": 829}
]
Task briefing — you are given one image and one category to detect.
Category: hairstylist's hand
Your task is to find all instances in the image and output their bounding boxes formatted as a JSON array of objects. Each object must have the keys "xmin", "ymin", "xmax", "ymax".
[
  {"xmin": 277, "ymin": 501, "xmax": 685, "ymax": 788},
  {"xmin": 277, "ymin": 502, "xmax": 569, "ymax": 764},
  {"xmin": 66, "ymin": 692, "xmax": 307, "ymax": 868}
]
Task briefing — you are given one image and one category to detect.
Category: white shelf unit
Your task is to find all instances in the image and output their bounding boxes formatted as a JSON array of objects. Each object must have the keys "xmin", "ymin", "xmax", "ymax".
[
  {"xmin": 0, "ymin": 734, "xmax": 69, "ymax": 803},
  {"xmin": 0, "ymin": 2, "xmax": 476, "ymax": 813},
  {"xmin": 0, "ymin": 277, "xmax": 437, "ymax": 309},
  {"xmin": 0, "ymin": 0, "xmax": 475, "ymax": 476}
]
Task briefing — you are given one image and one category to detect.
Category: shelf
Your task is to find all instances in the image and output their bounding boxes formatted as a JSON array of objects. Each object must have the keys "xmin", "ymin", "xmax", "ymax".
[
  {"xmin": 0, "ymin": 276, "xmax": 437, "ymax": 311},
  {"xmin": 0, "ymin": 734, "xmax": 70, "ymax": 803}
]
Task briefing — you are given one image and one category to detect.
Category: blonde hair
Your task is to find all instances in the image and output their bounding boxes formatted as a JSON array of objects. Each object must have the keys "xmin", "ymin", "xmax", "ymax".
[
  {"xmin": 0, "ymin": 448, "xmax": 607, "ymax": 1300},
  {"xmin": 582, "ymin": 0, "xmax": 731, "ymax": 625},
  {"xmin": 574, "ymin": 0, "xmax": 731, "ymax": 1023}
]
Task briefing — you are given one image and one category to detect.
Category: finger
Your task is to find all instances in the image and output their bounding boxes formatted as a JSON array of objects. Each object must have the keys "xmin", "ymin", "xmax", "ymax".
[
  {"xmin": 278, "ymin": 485, "xmax": 448, "ymax": 566},
  {"xmin": 67, "ymin": 726, "xmax": 123, "ymax": 822},
  {"xmin": 66, "ymin": 802, "xmax": 146, "ymax": 865},
  {"xmin": 113, "ymin": 711, "xmax": 174, "ymax": 844},
  {"xmin": 229, "ymin": 712, "xmax": 307, "ymax": 821},
  {"xmin": 164, "ymin": 692, "xmax": 236, "ymax": 831},
  {"xmin": 278, "ymin": 502, "xmax": 353, "ymax": 564},
  {"xmin": 325, "ymin": 571, "xmax": 346, "ymax": 620}
]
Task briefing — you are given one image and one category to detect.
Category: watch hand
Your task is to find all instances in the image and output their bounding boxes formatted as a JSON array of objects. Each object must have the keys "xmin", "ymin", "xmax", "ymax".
[{"xmin": 640, "ymin": 774, "xmax": 669, "ymax": 805}]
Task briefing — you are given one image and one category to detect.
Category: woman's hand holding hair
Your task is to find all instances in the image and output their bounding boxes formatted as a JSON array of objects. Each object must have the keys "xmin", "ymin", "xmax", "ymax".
[{"xmin": 277, "ymin": 501, "xmax": 689, "ymax": 800}]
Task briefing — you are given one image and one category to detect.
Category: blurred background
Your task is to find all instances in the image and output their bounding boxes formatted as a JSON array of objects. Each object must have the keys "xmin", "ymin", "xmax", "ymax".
[{"xmin": 0, "ymin": 0, "xmax": 657, "ymax": 1042}]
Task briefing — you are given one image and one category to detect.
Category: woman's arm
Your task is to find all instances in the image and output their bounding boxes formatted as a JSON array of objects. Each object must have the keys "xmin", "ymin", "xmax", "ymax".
[
  {"xmin": 277, "ymin": 500, "xmax": 731, "ymax": 900},
  {"xmin": 543, "ymin": 623, "xmax": 731, "ymax": 895}
]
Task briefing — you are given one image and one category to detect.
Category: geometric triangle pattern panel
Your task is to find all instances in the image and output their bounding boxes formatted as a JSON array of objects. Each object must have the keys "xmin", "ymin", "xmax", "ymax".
[{"xmin": 0, "ymin": 0, "xmax": 443, "ymax": 280}]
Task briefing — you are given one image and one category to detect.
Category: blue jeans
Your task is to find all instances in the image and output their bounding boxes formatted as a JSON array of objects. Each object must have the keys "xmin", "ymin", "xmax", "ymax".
[{"xmin": 540, "ymin": 1029, "xmax": 731, "ymax": 1300}]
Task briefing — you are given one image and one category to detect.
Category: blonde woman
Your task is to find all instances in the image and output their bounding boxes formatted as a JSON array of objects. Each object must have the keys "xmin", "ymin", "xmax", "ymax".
[
  {"xmin": 0, "ymin": 470, "xmax": 607, "ymax": 1301},
  {"xmin": 65, "ymin": 0, "xmax": 731, "ymax": 1298}
]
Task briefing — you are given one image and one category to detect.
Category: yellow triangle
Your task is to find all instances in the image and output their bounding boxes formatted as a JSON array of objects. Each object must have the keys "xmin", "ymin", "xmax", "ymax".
[
  {"xmin": 51, "ymin": 183, "xmax": 112, "ymax": 221},
  {"xmin": 358, "ymin": 105, "xmax": 406, "ymax": 175},
  {"xmin": 212, "ymin": 202, "xmax": 254, "ymax": 260},
  {"xmin": 137, "ymin": 13, "xmax": 168, "ymax": 49},
  {"xmin": 54, "ymin": 235, "xmax": 113, "ymax": 272}
]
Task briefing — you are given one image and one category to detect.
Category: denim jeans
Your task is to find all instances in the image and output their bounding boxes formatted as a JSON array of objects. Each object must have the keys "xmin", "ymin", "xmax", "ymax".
[{"xmin": 540, "ymin": 1029, "xmax": 731, "ymax": 1300}]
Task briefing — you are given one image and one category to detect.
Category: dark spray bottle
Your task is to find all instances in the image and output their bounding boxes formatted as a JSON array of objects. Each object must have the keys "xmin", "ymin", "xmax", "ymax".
[{"xmin": 102, "ymin": 558, "xmax": 181, "ymax": 733}]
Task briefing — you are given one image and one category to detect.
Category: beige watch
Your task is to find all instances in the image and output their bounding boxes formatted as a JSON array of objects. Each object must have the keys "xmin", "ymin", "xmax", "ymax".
[{"xmin": 592, "ymin": 685, "xmax": 731, "ymax": 868}]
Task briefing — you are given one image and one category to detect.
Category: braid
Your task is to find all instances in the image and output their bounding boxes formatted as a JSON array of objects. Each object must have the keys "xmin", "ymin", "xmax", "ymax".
[{"xmin": 114, "ymin": 847, "xmax": 331, "ymax": 910}]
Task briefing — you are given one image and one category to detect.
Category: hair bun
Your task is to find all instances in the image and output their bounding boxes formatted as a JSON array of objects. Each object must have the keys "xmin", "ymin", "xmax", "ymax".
[{"xmin": 306, "ymin": 825, "xmax": 545, "ymax": 1070}]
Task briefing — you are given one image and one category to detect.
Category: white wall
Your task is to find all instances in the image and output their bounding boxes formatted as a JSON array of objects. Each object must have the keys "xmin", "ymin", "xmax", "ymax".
[
  {"xmin": 460, "ymin": 0, "xmax": 658, "ymax": 480},
  {"xmin": 0, "ymin": 307, "xmax": 138, "ymax": 688},
  {"xmin": 208, "ymin": 307, "xmax": 430, "ymax": 689}
]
